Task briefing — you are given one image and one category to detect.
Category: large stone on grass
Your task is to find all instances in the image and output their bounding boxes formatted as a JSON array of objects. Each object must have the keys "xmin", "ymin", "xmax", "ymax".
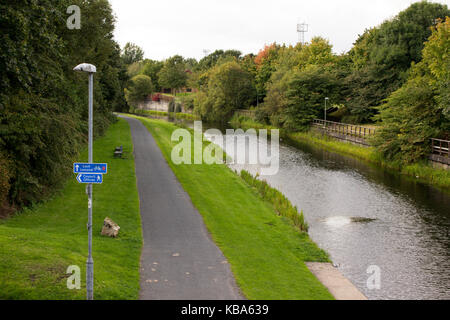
[{"xmin": 101, "ymin": 217, "xmax": 120, "ymax": 238}]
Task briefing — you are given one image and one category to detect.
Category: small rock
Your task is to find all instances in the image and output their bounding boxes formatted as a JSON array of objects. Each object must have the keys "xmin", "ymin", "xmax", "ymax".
[
  {"xmin": 101, "ymin": 217, "xmax": 120, "ymax": 237},
  {"xmin": 172, "ymin": 253, "xmax": 180, "ymax": 257}
]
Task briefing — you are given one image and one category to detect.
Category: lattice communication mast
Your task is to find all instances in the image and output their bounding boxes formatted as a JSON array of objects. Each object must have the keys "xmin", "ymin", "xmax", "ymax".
[{"xmin": 297, "ymin": 22, "xmax": 308, "ymax": 45}]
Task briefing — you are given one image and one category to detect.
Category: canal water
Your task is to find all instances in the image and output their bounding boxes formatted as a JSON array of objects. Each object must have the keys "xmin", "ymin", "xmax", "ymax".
[{"xmin": 151, "ymin": 115, "xmax": 450, "ymax": 300}]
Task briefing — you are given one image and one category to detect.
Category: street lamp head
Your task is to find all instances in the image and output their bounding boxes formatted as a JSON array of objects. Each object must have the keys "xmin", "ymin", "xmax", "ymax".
[
  {"xmin": 325, "ymin": 97, "xmax": 329, "ymax": 100},
  {"xmin": 73, "ymin": 63, "xmax": 97, "ymax": 73}
]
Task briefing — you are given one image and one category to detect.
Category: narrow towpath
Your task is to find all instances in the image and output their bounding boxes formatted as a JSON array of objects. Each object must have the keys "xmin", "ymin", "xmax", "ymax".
[{"xmin": 121, "ymin": 116, "xmax": 242, "ymax": 300}]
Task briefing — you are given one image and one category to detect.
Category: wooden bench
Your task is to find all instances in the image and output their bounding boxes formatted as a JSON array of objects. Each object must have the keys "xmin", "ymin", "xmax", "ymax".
[{"xmin": 114, "ymin": 146, "xmax": 123, "ymax": 158}]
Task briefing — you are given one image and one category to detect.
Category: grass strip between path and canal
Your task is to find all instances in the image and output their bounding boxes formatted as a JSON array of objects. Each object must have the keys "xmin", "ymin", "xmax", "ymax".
[
  {"xmin": 0, "ymin": 118, "xmax": 142, "ymax": 299},
  {"xmin": 129, "ymin": 114, "xmax": 334, "ymax": 300}
]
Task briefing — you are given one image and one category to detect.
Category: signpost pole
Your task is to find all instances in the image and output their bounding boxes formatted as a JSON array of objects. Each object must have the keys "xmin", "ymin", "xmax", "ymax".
[
  {"xmin": 87, "ymin": 72, "xmax": 94, "ymax": 301},
  {"xmin": 73, "ymin": 63, "xmax": 98, "ymax": 301}
]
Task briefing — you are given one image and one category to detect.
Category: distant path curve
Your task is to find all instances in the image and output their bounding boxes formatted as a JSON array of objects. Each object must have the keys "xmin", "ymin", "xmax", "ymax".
[{"xmin": 121, "ymin": 115, "xmax": 243, "ymax": 300}]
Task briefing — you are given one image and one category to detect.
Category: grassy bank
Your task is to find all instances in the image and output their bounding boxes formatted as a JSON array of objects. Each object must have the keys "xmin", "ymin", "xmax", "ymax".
[
  {"xmin": 231, "ymin": 115, "xmax": 450, "ymax": 192},
  {"xmin": 0, "ymin": 118, "xmax": 142, "ymax": 299},
  {"xmin": 135, "ymin": 109, "xmax": 200, "ymax": 120},
  {"xmin": 127, "ymin": 114, "xmax": 333, "ymax": 300}
]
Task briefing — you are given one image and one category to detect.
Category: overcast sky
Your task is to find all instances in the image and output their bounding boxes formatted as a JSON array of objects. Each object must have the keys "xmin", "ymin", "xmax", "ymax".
[{"xmin": 109, "ymin": 0, "xmax": 448, "ymax": 61}]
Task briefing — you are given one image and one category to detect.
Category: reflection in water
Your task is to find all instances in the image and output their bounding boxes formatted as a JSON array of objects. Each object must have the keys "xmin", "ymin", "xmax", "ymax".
[
  {"xmin": 149, "ymin": 116, "xmax": 450, "ymax": 300},
  {"xmin": 231, "ymin": 141, "xmax": 450, "ymax": 300}
]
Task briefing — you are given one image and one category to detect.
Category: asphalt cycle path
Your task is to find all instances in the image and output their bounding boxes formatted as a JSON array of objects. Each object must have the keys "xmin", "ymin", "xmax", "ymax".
[{"xmin": 121, "ymin": 115, "xmax": 243, "ymax": 300}]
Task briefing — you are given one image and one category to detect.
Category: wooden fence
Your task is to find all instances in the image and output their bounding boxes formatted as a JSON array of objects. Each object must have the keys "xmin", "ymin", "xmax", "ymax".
[
  {"xmin": 312, "ymin": 119, "xmax": 376, "ymax": 146},
  {"xmin": 313, "ymin": 119, "xmax": 376, "ymax": 137},
  {"xmin": 430, "ymin": 138, "xmax": 450, "ymax": 165},
  {"xmin": 235, "ymin": 109, "xmax": 256, "ymax": 119}
]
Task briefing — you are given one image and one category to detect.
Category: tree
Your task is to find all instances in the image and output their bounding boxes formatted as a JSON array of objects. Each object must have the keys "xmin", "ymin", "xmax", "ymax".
[
  {"xmin": 141, "ymin": 59, "xmax": 164, "ymax": 91},
  {"xmin": 197, "ymin": 50, "xmax": 242, "ymax": 71},
  {"xmin": 345, "ymin": 1, "xmax": 449, "ymax": 121},
  {"xmin": 121, "ymin": 42, "xmax": 144, "ymax": 65},
  {"xmin": 258, "ymin": 38, "xmax": 341, "ymax": 127},
  {"xmin": 158, "ymin": 55, "xmax": 187, "ymax": 93},
  {"xmin": 0, "ymin": 0, "xmax": 126, "ymax": 209},
  {"xmin": 283, "ymin": 66, "xmax": 342, "ymax": 130},
  {"xmin": 372, "ymin": 17, "xmax": 450, "ymax": 163},
  {"xmin": 194, "ymin": 61, "xmax": 254, "ymax": 123},
  {"xmin": 125, "ymin": 75, "xmax": 154, "ymax": 109},
  {"xmin": 254, "ymin": 43, "xmax": 279, "ymax": 98}
]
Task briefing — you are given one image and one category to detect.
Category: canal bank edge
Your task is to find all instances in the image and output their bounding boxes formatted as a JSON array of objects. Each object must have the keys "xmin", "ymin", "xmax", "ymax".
[
  {"xmin": 125, "ymin": 113, "xmax": 373, "ymax": 300},
  {"xmin": 306, "ymin": 263, "xmax": 367, "ymax": 300}
]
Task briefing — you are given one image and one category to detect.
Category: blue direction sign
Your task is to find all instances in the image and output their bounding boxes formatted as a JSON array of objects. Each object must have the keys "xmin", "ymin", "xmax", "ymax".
[
  {"xmin": 74, "ymin": 163, "xmax": 107, "ymax": 174},
  {"xmin": 76, "ymin": 174, "xmax": 103, "ymax": 184}
]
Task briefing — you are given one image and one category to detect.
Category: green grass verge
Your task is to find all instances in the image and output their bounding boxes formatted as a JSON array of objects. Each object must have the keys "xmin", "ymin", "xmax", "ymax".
[
  {"xmin": 126, "ymin": 114, "xmax": 333, "ymax": 300},
  {"xmin": 231, "ymin": 116, "xmax": 450, "ymax": 193},
  {"xmin": 0, "ymin": 118, "xmax": 142, "ymax": 300},
  {"xmin": 240, "ymin": 171, "xmax": 309, "ymax": 232}
]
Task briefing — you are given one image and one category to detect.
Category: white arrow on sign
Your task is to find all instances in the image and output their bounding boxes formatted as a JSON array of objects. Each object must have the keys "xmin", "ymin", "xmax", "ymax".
[{"xmin": 77, "ymin": 174, "xmax": 83, "ymax": 183}]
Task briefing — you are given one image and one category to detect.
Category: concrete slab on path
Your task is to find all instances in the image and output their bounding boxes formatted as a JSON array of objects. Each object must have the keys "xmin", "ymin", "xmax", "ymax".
[{"xmin": 305, "ymin": 262, "xmax": 367, "ymax": 300}]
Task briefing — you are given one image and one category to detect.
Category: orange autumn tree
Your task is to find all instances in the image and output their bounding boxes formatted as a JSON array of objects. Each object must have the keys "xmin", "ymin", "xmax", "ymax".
[
  {"xmin": 254, "ymin": 43, "xmax": 279, "ymax": 97},
  {"xmin": 254, "ymin": 43, "xmax": 277, "ymax": 67}
]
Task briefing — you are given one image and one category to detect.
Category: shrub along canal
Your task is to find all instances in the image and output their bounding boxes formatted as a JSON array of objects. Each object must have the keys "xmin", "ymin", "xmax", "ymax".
[{"xmin": 143, "ymin": 114, "xmax": 450, "ymax": 300}]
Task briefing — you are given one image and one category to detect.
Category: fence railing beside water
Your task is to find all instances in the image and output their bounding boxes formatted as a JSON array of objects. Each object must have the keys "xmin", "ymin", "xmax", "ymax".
[
  {"xmin": 235, "ymin": 109, "xmax": 256, "ymax": 119},
  {"xmin": 312, "ymin": 119, "xmax": 376, "ymax": 146},
  {"xmin": 430, "ymin": 138, "xmax": 450, "ymax": 165},
  {"xmin": 313, "ymin": 119, "xmax": 376, "ymax": 137}
]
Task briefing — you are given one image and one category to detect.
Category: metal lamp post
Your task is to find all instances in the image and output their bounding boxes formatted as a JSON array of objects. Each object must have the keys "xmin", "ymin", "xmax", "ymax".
[
  {"xmin": 73, "ymin": 63, "xmax": 97, "ymax": 300},
  {"xmin": 324, "ymin": 97, "xmax": 329, "ymax": 128}
]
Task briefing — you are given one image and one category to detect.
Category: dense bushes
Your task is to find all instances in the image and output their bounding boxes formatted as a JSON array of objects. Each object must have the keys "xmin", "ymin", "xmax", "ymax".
[
  {"xmin": 194, "ymin": 61, "xmax": 254, "ymax": 123},
  {"xmin": 125, "ymin": 75, "xmax": 153, "ymax": 110},
  {"xmin": 0, "ymin": 0, "xmax": 127, "ymax": 211},
  {"xmin": 345, "ymin": 1, "xmax": 450, "ymax": 122},
  {"xmin": 372, "ymin": 18, "xmax": 450, "ymax": 163}
]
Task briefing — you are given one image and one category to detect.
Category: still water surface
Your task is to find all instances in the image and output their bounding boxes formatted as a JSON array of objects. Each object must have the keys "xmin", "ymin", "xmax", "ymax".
[{"xmin": 155, "ymin": 115, "xmax": 450, "ymax": 299}]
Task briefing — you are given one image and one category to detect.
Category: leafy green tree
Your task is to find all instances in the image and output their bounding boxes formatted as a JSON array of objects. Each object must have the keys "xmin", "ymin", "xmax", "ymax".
[
  {"xmin": 125, "ymin": 75, "xmax": 154, "ymax": 109},
  {"xmin": 141, "ymin": 59, "xmax": 164, "ymax": 91},
  {"xmin": 196, "ymin": 50, "xmax": 242, "ymax": 71},
  {"xmin": 0, "ymin": 0, "xmax": 126, "ymax": 208},
  {"xmin": 283, "ymin": 66, "xmax": 342, "ymax": 130},
  {"xmin": 254, "ymin": 44, "xmax": 279, "ymax": 99},
  {"xmin": 121, "ymin": 42, "xmax": 144, "ymax": 65},
  {"xmin": 127, "ymin": 61, "xmax": 146, "ymax": 78},
  {"xmin": 194, "ymin": 62, "xmax": 254, "ymax": 123},
  {"xmin": 259, "ymin": 38, "xmax": 340, "ymax": 127},
  {"xmin": 422, "ymin": 17, "xmax": 450, "ymax": 120},
  {"xmin": 372, "ymin": 18, "xmax": 450, "ymax": 163},
  {"xmin": 158, "ymin": 55, "xmax": 187, "ymax": 94},
  {"xmin": 346, "ymin": 1, "xmax": 449, "ymax": 122}
]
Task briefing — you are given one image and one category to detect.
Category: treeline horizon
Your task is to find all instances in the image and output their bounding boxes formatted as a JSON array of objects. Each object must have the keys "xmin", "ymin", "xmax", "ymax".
[
  {"xmin": 1, "ymin": 1, "xmax": 448, "ymax": 215},
  {"xmin": 124, "ymin": 0, "xmax": 449, "ymax": 164}
]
